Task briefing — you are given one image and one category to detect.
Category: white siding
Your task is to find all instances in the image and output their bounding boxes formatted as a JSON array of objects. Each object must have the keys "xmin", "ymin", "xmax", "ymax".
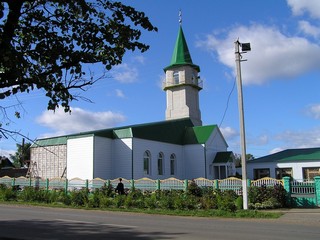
[
  {"xmin": 112, "ymin": 138, "xmax": 132, "ymax": 179},
  {"xmin": 133, "ymin": 138, "xmax": 183, "ymax": 179},
  {"xmin": 247, "ymin": 162, "xmax": 275, "ymax": 179},
  {"xmin": 205, "ymin": 128, "xmax": 229, "ymax": 179},
  {"xmin": 67, "ymin": 136, "xmax": 94, "ymax": 180},
  {"xmin": 93, "ymin": 136, "xmax": 112, "ymax": 179},
  {"xmin": 247, "ymin": 161, "xmax": 320, "ymax": 180},
  {"xmin": 184, "ymin": 144, "xmax": 205, "ymax": 179}
]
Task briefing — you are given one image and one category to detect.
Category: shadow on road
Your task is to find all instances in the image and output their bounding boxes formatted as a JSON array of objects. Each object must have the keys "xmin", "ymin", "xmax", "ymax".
[{"xmin": 0, "ymin": 219, "xmax": 184, "ymax": 240}]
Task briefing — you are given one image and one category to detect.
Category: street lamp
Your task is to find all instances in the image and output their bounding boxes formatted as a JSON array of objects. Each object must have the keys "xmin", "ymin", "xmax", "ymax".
[{"xmin": 234, "ymin": 39, "xmax": 251, "ymax": 210}]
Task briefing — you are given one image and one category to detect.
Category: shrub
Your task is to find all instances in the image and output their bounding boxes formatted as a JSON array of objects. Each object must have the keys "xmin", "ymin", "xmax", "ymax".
[
  {"xmin": 99, "ymin": 196, "xmax": 114, "ymax": 208},
  {"xmin": 235, "ymin": 196, "xmax": 243, "ymax": 210},
  {"xmin": 248, "ymin": 184, "xmax": 288, "ymax": 209},
  {"xmin": 69, "ymin": 188, "xmax": 89, "ymax": 207},
  {"xmin": 18, "ymin": 186, "xmax": 50, "ymax": 203},
  {"xmin": 216, "ymin": 190, "xmax": 238, "ymax": 212},
  {"xmin": 0, "ymin": 184, "xmax": 17, "ymax": 201},
  {"xmin": 187, "ymin": 180, "xmax": 202, "ymax": 197},
  {"xmin": 114, "ymin": 194, "xmax": 126, "ymax": 208}
]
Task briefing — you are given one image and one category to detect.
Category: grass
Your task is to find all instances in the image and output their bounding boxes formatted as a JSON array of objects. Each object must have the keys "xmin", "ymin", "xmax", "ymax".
[{"xmin": 0, "ymin": 200, "xmax": 283, "ymax": 219}]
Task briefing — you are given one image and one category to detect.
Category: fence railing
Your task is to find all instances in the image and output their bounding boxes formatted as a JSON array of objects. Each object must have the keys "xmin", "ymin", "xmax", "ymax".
[
  {"xmin": 0, "ymin": 176, "xmax": 286, "ymax": 193},
  {"xmin": 291, "ymin": 179, "xmax": 315, "ymax": 195}
]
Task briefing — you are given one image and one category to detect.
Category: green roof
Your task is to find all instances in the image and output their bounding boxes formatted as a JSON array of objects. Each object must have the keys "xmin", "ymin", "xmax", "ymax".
[
  {"xmin": 184, "ymin": 125, "xmax": 217, "ymax": 144},
  {"xmin": 32, "ymin": 118, "xmax": 222, "ymax": 147},
  {"xmin": 213, "ymin": 151, "xmax": 234, "ymax": 163},
  {"xmin": 32, "ymin": 136, "xmax": 68, "ymax": 147},
  {"xmin": 164, "ymin": 26, "xmax": 200, "ymax": 72},
  {"xmin": 248, "ymin": 148, "xmax": 320, "ymax": 163}
]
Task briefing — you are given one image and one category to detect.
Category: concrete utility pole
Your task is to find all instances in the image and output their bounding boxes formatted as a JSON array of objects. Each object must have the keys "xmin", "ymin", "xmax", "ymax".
[{"xmin": 234, "ymin": 39, "xmax": 251, "ymax": 210}]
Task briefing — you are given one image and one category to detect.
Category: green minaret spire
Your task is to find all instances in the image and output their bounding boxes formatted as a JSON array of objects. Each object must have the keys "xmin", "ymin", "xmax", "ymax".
[{"xmin": 164, "ymin": 26, "xmax": 200, "ymax": 72}]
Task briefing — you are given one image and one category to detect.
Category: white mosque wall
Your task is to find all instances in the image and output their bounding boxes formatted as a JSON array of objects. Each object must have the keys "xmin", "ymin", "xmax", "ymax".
[
  {"xmin": 111, "ymin": 138, "xmax": 133, "ymax": 179},
  {"xmin": 133, "ymin": 138, "xmax": 184, "ymax": 179},
  {"xmin": 93, "ymin": 136, "xmax": 112, "ymax": 180},
  {"xmin": 67, "ymin": 136, "xmax": 94, "ymax": 180}
]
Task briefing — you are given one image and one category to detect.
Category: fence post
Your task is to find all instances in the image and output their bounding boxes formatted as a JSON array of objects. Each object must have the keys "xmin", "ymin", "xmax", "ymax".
[
  {"xmin": 131, "ymin": 179, "xmax": 135, "ymax": 190},
  {"xmin": 106, "ymin": 179, "xmax": 110, "ymax": 188},
  {"xmin": 184, "ymin": 179, "xmax": 188, "ymax": 191},
  {"xmin": 314, "ymin": 176, "xmax": 320, "ymax": 207},
  {"xmin": 65, "ymin": 179, "xmax": 68, "ymax": 194},
  {"xmin": 247, "ymin": 179, "xmax": 251, "ymax": 188},
  {"xmin": 46, "ymin": 178, "xmax": 49, "ymax": 191},
  {"xmin": 12, "ymin": 177, "xmax": 15, "ymax": 187},
  {"xmin": 29, "ymin": 177, "xmax": 32, "ymax": 187},
  {"xmin": 214, "ymin": 179, "xmax": 219, "ymax": 190},
  {"xmin": 156, "ymin": 179, "xmax": 160, "ymax": 190},
  {"xmin": 85, "ymin": 179, "xmax": 89, "ymax": 191},
  {"xmin": 283, "ymin": 176, "xmax": 291, "ymax": 207}
]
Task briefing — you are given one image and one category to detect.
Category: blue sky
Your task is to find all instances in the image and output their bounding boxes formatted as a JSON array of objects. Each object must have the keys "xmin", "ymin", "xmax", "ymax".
[{"xmin": 1, "ymin": 0, "xmax": 320, "ymax": 158}]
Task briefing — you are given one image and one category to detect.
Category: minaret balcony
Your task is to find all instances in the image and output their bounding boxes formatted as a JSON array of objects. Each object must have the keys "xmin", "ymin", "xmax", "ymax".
[{"xmin": 163, "ymin": 78, "xmax": 203, "ymax": 90}]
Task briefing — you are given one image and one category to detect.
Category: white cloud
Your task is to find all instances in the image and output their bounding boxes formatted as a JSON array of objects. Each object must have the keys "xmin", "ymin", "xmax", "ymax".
[
  {"xmin": 133, "ymin": 55, "xmax": 146, "ymax": 64},
  {"xmin": 275, "ymin": 128, "xmax": 320, "ymax": 149},
  {"xmin": 197, "ymin": 24, "xmax": 320, "ymax": 85},
  {"xmin": 36, "ymin": 107, "xmax": 126, "ymax": 135},
  {"xmin": 0, "ymin": 149, "xmax": 15, "ymax": 158},
  {"xmin": 112, "ymin": 63, "xmax": 138, "ymax": 83},
  {"xmin": 298, "ymin": 20, "xmax": 320, "ymax": 38},
  {"xmin": 287, "ymin": 0, "xmax": 320, "ymax": 19},
  {"xmin": 115, "ymin": 89, "xmax": 125, "ymax": 98},
  {"xmin": 305, "ymin": 104, "xmax": 320, "ymax": 119},
  {"xmin": 220, "ymin": 126, "xmax": 238, "ymax": 139},
  {"xmin": 269, "ymin": 147, "xmax": 284, "ymax": 154}
]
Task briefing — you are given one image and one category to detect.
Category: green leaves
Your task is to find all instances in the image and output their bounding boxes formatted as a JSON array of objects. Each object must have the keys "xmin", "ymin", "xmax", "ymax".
[{"xmin": 0, "ymin": 0, "xmax": 157, "ymax": 113}]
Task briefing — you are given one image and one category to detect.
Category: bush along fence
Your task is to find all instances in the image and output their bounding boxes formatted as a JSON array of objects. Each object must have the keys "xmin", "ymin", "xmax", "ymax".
[{"xmin": 0, "ymin": 176, "xmax": 319, "ymax": 208}]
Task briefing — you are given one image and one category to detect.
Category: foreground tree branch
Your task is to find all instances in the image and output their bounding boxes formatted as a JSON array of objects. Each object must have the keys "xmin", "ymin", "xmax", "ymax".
[{"xmin": 0, "ymin": 0, "xmax": 157, "ymax": 112}]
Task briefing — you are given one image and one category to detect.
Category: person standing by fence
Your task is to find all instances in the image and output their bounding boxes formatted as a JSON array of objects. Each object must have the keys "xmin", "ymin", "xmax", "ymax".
[{"xmin": 115, "ymin": 178, "xmax": 125, "ymax": 195}]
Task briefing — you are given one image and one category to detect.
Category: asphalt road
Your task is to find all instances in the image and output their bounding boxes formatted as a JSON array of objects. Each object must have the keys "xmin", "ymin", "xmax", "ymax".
[{"xmin": 0, "ymin": 204, "xmax": 319, "ymax": 240}]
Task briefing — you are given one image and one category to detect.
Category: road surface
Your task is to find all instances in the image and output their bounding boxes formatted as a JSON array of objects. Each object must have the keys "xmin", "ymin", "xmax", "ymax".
[{"xmin": 0, "ymin": 204, "xmax": 319, "ymax": 240}]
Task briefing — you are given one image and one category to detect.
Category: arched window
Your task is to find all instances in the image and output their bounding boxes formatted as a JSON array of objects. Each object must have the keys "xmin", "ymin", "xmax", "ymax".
[
  {"xmin": 170, "ymin": 154, "xmax": 176, "ymax": 175},
  {"xmin": 143, "ymin": 151, "xmax": 151, "ymax": 175},
  {"xmin": 173, "ymin": 71, "xmax": 179, "ymax": 84},
  {"xmin": 158, "ymin": 152, "xmax": 164, "ymax": 175}
]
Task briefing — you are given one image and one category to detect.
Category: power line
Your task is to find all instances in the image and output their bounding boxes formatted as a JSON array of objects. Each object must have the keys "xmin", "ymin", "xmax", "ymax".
[{"xmin": 219, "ymin": 78, "xmax": 236, "ymax": 128}]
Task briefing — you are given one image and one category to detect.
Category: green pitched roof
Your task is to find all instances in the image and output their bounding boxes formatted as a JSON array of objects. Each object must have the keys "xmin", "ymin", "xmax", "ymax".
[
  {"xmin": 213, "ymin": 151, "xmax": 234, "ymax": 163},
  {"xmin": 164, "ymin": 26, "xmax": 200, "ymax": 72},
  {"xmin": 31, "ymin": 118, "xmax": 222, "ymax": 147},
  {"xmin": 184, "ymin": 125, "xmax": 217, "ymax": 144},
  {"xmin": 32, "ymin": 136, "xmax": 68, "ymax": 147},
  {"xmin": 248, "ymin": 148, "xmax": 320, "ymax": 163}
]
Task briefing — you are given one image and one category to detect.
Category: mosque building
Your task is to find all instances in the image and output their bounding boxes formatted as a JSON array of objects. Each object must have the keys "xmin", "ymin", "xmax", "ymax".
[{"xmin": 30, "ymin": 23, "xmax": 236, "ymax": 180}]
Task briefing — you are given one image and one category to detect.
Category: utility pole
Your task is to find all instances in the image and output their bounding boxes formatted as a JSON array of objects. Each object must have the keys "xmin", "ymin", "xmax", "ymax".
[{"xmin": 234, "ymin": 39, "xmax": 251, "ymax": 210}]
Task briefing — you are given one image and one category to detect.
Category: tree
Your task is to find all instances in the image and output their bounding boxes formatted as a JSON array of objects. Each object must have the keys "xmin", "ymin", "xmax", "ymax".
[
  {"xmin": 0, "ymin": 1, "xmax": 157, "ymax": 138},
  {"xmin": 9, "ymin": 141, "xmax": 31, "ymax": 167},
  {"xmin": 234, "ymin": 153, "xmax": 255, "ymax": 167}
]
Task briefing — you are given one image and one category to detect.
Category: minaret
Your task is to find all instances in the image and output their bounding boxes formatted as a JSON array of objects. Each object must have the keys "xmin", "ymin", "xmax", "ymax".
[{"xmin": 163, "ymin": 12, "xmax": 202, "ymax": 126}]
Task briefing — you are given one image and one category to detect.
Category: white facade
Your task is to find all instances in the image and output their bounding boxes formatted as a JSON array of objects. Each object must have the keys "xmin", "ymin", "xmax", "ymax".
[
  {"xmin": 247, "ymin": 161, "xmax": 320, "ymax": 180},
  {"xmin": 67, "ymin": 136, "xmax": 94, "ymax": 179},
  {"xmin": 164, "ymin": 66, "xmax": 202, "ymax": 126}
]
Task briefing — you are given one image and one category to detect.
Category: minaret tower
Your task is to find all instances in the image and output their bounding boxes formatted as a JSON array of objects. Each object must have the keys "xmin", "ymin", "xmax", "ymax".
[{"xmin": 163, "ymin": 12, "xmax": 202, "ymax": 126}]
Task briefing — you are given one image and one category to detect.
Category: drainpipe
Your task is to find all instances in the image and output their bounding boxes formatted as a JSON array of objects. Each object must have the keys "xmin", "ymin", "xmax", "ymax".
[
  {"xmin": 131, "ymin": 138, "xmax": 134, "ymax": 179},
  {"xmin": 204, "ymin": 144, "xmax": 207, "ymax": 179}
]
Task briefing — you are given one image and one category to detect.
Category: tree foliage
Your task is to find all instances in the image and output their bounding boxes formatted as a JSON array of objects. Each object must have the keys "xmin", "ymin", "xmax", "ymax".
[
  {"xmin": 9, "ymin": 141, "xmax": 31, "ymax": 167},
  {"xmin": 0, "ymin": 0, "xmax": 157, "ymax": 114}
]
